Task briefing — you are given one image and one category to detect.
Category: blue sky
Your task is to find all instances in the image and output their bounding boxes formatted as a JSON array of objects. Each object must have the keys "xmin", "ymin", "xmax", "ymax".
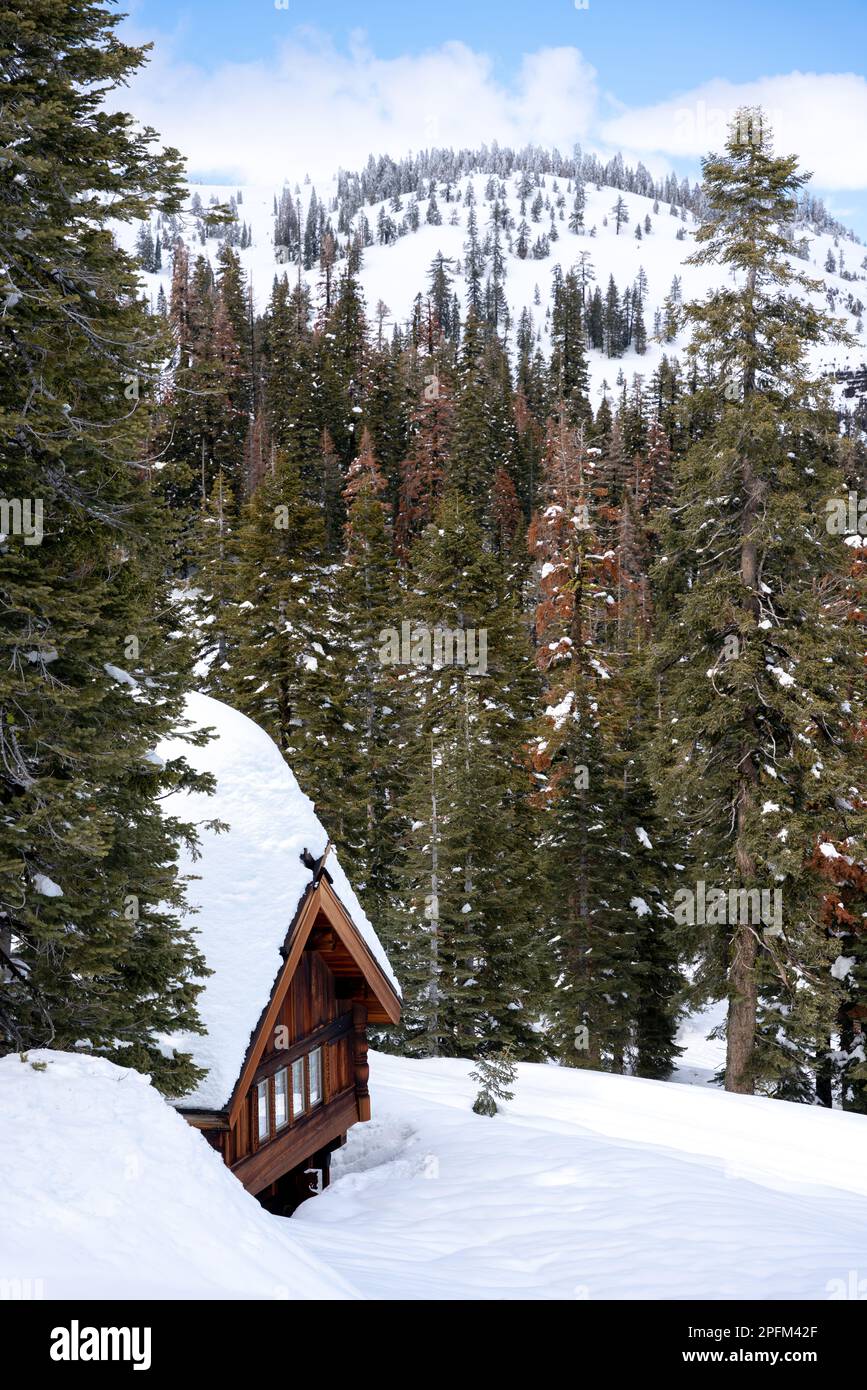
[
  {"xmin": 120, "ymin": 0, "xmax": 867, "ymax": 234},
  {"xmin": 132, "ymin": 0, "xmax": 864, "ymax": 89}
]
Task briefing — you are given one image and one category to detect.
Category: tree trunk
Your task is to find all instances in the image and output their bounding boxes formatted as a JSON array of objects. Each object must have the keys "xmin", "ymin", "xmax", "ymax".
[
  {"xmin": 427, "ymin": 736, "xmax": 441, "ymax": 1057},
  {"xmin": 726, "ymin": 914, "xmax": 757, "ymax": 1093},
  {"xmin": 815, "ymin": 1039, "xmax": 834, "ymax": 1108},
  {"xmin": 727, "ymin": 268, "xmax": 761, "ymax": 1095}
]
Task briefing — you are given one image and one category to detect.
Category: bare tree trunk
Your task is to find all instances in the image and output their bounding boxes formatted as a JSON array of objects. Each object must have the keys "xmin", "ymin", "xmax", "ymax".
[{"xmin": 725, "ymin": 873, "xmax": 758, "ymax": 1093}]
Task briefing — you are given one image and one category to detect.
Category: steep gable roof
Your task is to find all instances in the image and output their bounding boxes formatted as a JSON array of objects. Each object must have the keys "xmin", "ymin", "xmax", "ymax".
[{"xmin": 157, "ymin": 694, "xmax": 399, "ymax": 1111}]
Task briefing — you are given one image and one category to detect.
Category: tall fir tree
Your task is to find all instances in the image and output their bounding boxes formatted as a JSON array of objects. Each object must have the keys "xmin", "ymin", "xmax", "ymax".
[
  {"xmin": 652, "ymin": 109, "xmax": 866, "ymax": 1097},
  {"xmin": 385, "ymin": 493, "xmax": 545, "ymax": 1058},
  {"xmin": 527, "ymin": 419, "xmax": 672, "ymax": 1071},
  {"xmin": 0, "ymin": 0, "xmax": 213, "ymax": 1093},
  {"xmin": 213, "ymin": 454, "xmax": 352, "ymax": 847},
  {"xmin": 334, "ymin": 432, "xmax": 405, "ymax": 928}
]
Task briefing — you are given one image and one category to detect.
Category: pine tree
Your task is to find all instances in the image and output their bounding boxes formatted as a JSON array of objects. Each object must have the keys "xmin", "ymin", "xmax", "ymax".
[
  {"xmin": 215, "ymin": 455, "xmax": 350, "ymax": 845},
  {"xmin": 0, "ymin": 0, "xmax": 211, "ymax": 1093},
  {"xmin": 549, "ymin": 269, "xmax": 591, "ymax": 424},
  {"xmin": 334, "ymin": 432, "xmax": 405, "ymax": 925},
  {"xmin": 586, "ymin": 285, "xmax": 605, "ymax": 351},
  {"xmin": 303, "ymin": 188, "xmax": 321, "ymax": 268},
  {"xmin": 396, "ymin": 362, "xmax": 453, "ymax": 554},
  {"xmin": 447, "ymin": 310, "xmax": 517, "ymax": 523},
  {"xmin": 568, "ymin": 182, "xmax": 586, "ymax": 234},
  {"xmin": 611, "ymin": 195, "xmax": 630, "ymax": 235},
  {"xmin": 135, "ymin": 221, "xmax": 156, "ymax": 271},
  {"xmin": 485, "ymin": 204, "xmax": 508, "ymax": 336},
  {"xmin": 603, "ymin": 275, "xmax": 623, "ymax": 357},
  {"xmin": 385, "ymin": 492, "xmax": 544, "ymax": 1058},
  {"xmin": 576, "ymin": 251, "xmax": 595, "ymax": 305},
  {"xmin": 470, "ymin": 1046, "xmax": 517, "ymax": 1115},
  {"xmin": 653, "ymin": 108, "xmax": 866, "ymax": 1097},
  {"xmin": 528, "ymin": 419, "xmax": 649, "ymax": 1069},
  {"xmin": 261, "ymin": 273, "xmax": 322, "ymax": 478},
  {"xmin": 323, "ymin": 263, "xmax": 370, "ymax": 457},
  {"xmin": 463, "ymin": 204, "xmax": 485, "ymax": 318}
]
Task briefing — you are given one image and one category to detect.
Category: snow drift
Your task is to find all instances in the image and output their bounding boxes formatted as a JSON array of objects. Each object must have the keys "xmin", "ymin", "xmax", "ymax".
[
  {"xmin": 6, "ymin": 1045, "xmax": 867, "ymax": 1300},
  {"xmin": 289, "ymin": 1051, "xmax": 867, "ymax": 1300},
  {"xmin": 0, "ymin": 1050, "xmax": 354, "ymax": 1299}
]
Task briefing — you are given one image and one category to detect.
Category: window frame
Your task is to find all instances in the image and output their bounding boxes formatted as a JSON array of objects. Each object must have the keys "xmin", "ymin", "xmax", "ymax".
[
  {"xmin": 308, "ymin": 1046, "xmax": 323, "ymax": 1109},
  {"xmin": 255, "ymin": 1077, "xmax": 270, "ymax": 1144},
  {"xmin": 273, "ymin": 1066, "xmax": 290, "ymax": 1131},
  {"xmin": 252, "ymin": 1043, "xmax": 329, "ymax": 1147},
  {"xmin": 291, "ymin": 1056, "xmax": 306, "ymax": 1122}
]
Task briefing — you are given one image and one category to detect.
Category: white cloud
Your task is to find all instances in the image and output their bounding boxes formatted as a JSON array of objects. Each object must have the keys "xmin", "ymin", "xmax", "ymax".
[
  {"xmin": 116, "ymin": 21, "xmax": 867, "ymax": 197},
  {"xmin": 119, "ymin": 28, "xmax": 598, "ymax": 185},
  {"xmin": 600, "ymin": 73, "xmax": 867, "ymax": 190}
]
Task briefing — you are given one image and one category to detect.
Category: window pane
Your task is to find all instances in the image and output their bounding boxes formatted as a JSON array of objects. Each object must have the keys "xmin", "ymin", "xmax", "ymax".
[
  {"xmin": 292, "ymin": 1058, "xmax": 305, "ymax": 1118},
  {"xmin": 309, "ymin": 1047, "xmax": 322, "ymax": 1106},
  {"xmin": 256, "ymin": 1079, "xmax": 269, "ymax": 1141},
  {"xmin": 274, "ymin": 1069, "xmax": 289, "ymax": 1129}
]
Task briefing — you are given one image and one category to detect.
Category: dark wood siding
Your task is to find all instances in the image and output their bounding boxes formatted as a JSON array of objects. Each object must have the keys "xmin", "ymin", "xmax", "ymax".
[
  {"xmin": 261, "ymin": 948, "xmax": 336, "ymax": 1056},
  {"xmin": 229, "ymin": 944, "xmax": 355, "ymax": 1170},
  {"xmin": 232, "ymin": 1088, "xmax": 359, "ymax": 1195}
]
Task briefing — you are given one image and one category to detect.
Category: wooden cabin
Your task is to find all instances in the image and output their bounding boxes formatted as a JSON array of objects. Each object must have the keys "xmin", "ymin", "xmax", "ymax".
[{"xmin": 159, "ymin": 693, "xmax": 401, "ymax": 1215}]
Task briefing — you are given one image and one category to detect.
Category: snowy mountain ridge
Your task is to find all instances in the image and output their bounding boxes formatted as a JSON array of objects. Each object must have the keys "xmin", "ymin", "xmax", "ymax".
[{"xmin": 123, "ymin": 149, "xmax": 867, "ymax": 412}]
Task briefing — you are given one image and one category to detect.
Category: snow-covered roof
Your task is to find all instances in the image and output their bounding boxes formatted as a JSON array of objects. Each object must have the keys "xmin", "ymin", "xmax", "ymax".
[{"xmin": 158, "ymin": 693, "xmax": 399, "ymax": 1111}]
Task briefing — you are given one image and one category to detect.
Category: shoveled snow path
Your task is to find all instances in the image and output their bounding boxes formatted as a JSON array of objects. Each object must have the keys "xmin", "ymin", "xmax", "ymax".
[{"xmin": 290, "ymin": 1052, "xmax": 867, "ymax": 1300}]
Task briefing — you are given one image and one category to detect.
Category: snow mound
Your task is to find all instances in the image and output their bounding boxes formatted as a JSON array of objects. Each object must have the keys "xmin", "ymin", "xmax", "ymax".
[
  {"xmin": 289, "ymin": 1051, "xmax": 867, "ymax": 1300},
  {"xmin": 158, "ymin": 693, "xmax": 398, "ymax": 1111},
  {"xmin": 0, "ymin": 1051, "xmax": 355, "ymax": 1300}
]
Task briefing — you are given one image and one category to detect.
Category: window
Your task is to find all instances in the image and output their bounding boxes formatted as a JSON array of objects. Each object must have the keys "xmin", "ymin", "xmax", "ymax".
[
  {"xmin": 292, "ymin": 1058, "xmax": 305, "ymax": 1119},
  {"xmin": 253, "ymin": 1044, "xmax": 327, "ymax": 1144},
  {"xmin": 256, "ymin": 1079, "xmax": 270, "ymax": 1142},
  {"xmin": 274, "ymin": 1068, "xmax": 289, "ymax": 1130},
  {"xmin": 308, "ymin": 1047, "xmax": 323, "ymax": 1107}
]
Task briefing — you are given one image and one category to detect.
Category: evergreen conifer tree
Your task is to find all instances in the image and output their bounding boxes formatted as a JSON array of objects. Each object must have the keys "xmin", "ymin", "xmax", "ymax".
[
  {"xmin": 0, "ymin": 0, "xmax": 213, "ymax": 1093},
  {"xmin": 652, "ymin": 109, "xmax": 866, "ymax": 1096}
]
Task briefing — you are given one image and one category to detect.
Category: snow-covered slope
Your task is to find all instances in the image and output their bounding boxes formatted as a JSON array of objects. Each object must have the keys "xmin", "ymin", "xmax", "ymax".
[
  {"xmin": 157, "ymin": 694, "xmax": 398, "ymax": 1111},
  {"xmin": 5, "ymin": 1047, "xmax": 867, "ymax": 1299},
  {"xmin": 124, "ymin": 166, "xmax": 867, "ymax": 408},
  {"xmin": 0, "ymin": 1050, "xmax": 354, "ymax": 1299},
  {"xmin": 673, "ymin": 999, "xmax": 728, "ymax": 1087},
  {"xmin": 289, "ymin": 1051, "xmax": 867, "ymax": 1300}
]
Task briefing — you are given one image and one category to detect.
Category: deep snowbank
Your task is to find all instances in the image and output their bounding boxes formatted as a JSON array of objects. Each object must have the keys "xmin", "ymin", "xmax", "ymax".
[
  {"xmin": 5, "ymin": 1047, "xmax": 867, "ymax": 1300},
  {"xmin": 289, "ymin": 1050, "xmax": 867, "ymax": 1300},
  {"xmin": 0, "ymin": 1051, "xmax": 354, "ymax": 1299}
]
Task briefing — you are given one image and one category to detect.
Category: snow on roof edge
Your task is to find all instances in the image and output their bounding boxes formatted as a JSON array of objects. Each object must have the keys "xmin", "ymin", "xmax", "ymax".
[{"xmin": 157, "ymin": 693, "xmax": 399, "ymax": 1112}]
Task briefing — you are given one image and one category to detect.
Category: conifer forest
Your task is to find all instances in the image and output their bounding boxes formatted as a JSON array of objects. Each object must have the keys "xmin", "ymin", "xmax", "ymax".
[{"xmin": 3, "ymin": 2, "xmax": 867, "ymax": 1127}]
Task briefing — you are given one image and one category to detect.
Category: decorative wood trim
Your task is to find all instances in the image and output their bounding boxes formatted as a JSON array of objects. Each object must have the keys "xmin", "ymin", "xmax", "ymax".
[
  {"xmin": 225, "ymin": 877, "xmax": 400, "ymax": 1129},
  {"xmin": 318, "ymin": 878, "xmax": 402, "ymax": 1024},
  {"xmin": 252, "ymin": 1013, "xmax": 352, "ymax": 1082},
  {"xmin": 353, "ymin": 1000, "xmax": 371, "ymax": 1123}
]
